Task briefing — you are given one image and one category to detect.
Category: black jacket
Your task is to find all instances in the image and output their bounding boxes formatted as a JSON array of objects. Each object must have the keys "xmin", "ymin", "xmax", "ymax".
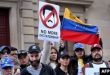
[
  {"xmin": 21, "ymin": 63, "xmax": 56, "ymax": 75},
  {"xmin": 20, "ymin": 64, "xmax": 28, "ymax": 71},
  {"xmin": 55, "ymin": 67, "xmax": 70, "ymax": 75},
  {"xmin": 70, "ymin": 55, "xmax": 92, "ymax": 75}
]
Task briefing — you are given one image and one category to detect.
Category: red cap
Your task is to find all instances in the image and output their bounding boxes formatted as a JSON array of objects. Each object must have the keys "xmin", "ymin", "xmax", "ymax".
[{"xmin": 91, "ymin": 44, "xmax": 102, "ymax": 51}]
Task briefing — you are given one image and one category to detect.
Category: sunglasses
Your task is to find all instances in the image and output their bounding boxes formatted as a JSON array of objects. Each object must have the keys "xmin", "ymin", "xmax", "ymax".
[
  {"xmin": 11, "ymin": 53, "xmax": 17, "ymax": 56},
  {"xmin": 75, "ymin": 49, "xmax": 84, "ymax": 52},
  {"xmin": 10, "ymin": 51, "xmax": 18, "ymax": 55},
  {"xmin": 2, "ymin": 49, "xmax": 10, "ymax": 54}
]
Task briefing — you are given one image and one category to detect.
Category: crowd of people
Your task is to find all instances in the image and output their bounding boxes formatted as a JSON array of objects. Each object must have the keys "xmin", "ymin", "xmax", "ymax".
[{"xmin": 0, "ymin": 42, "xmax": 109, "ymax": 75}]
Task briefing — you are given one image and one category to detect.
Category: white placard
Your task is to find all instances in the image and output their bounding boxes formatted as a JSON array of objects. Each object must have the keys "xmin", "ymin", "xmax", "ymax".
[
  {"xmin": 38, "ymin": 1, "xmax": 60, "ymax": 42},
  {"xmin": 85, "ymin": 68, "xmax": 99, "ymax": 75}
]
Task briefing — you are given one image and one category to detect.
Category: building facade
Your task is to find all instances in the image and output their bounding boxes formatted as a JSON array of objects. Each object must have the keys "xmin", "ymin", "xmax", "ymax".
[{"xmin": 0, "ymin": 0, "xmax": 110, "ymax": 60}]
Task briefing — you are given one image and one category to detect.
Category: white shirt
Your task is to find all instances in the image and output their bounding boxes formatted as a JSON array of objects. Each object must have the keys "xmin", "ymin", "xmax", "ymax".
[
  {"xmin": 92, "ymin": 62, "xmax": 107, "ymax": 69},
  {"xmin": 49, "ymin": 62, "xmax": 57, "ymax": 69},
  {"xmin": 77, "ymin": 61, "xmax": 83, "ymax": 75},
  {"xmin": 92, "ymin": 62, "xmax": 107, "ymax": 75}
]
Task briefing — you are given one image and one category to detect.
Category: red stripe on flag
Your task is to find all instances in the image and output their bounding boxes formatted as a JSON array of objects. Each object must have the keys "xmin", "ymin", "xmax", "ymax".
[{"xmin": 61, "ymin": 30, "xmax": 99, "ymax": 45}]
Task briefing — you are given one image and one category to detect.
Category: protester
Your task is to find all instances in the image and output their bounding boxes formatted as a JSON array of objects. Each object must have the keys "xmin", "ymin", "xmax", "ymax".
[
  {"xmin": 85, "ymin": 44, "xmax": 109, "ymax": 74},
  {"xmin": 0, "ymin": 57, "xmax": 14, "ymax": 75},
  {"xmin": 70, "ymin": 43, "xmax": 90, "ymax": 75},
  {"xmin": 48, "ymin": 46, "xmax": 58, "ymax": 69},
  {"xmin": 21, "ymin": 44, "xmax": 55, "ymax": 75},
  {"xmin": 10, "ymin": 46, "xmax": 18, "ymax": 59},
  {"xmin": 17, "ymin": 50, "xmax": 29, "ymax": 71},
  {"xmin": 55, "ymin": 51, "xmax": 73, "ymax": 75},
  {"xmin": 9, "ymin": 46, "xmax": 20, "ymax": 74},
  {"xmin": 0, "ymin": 46, "xmax": 11, "ymax": 57}
]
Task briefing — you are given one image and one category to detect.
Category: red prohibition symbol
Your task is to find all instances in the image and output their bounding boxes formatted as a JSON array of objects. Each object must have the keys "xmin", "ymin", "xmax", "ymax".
[{"xmin": 39, "ymin": 4, "xmax": 59, "ymax": 29}]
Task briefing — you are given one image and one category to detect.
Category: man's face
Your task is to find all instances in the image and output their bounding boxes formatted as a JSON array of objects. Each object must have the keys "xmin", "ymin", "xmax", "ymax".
[
  {"xmin": 28, "ymin": 52, "xmax": 41, "ymax": 67},
  {"xmin": 91, "ymin": 48, "xmax": 103, "ymax": 62},
  {"xmin": 43, "ymin": 10, "xmax": 55, "ymax": 27}
]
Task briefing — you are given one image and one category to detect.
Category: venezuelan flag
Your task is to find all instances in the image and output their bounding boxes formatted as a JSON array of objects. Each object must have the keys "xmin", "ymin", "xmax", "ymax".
[{"xmin": 61, "ymin": 8, "xmax": 99, "ymax": 45}]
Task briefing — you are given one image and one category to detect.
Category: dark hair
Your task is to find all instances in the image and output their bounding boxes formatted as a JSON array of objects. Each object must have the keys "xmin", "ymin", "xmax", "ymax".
[
  {"xmin": 9, "ymin": 46, "xmax": 17, "ymax": 51},
  {"xmin": 51, "ymin": 47, "xmax": 58, "ymax": 53},
  {"xmin": 17, "ymin": 50, "xmax": 27, "ymax": 59},
  {"xmin": 43, "ymin": 5, "xmax": 54, "ymax": 17},
  {"xmin": 56, "ymin": 55, "xmax": 73, "ymax": 75},
  {"xmin": 73, "ymin": 49, "xmax": 85, "ymax": 58},
  {"xmin": 0, "ymin": 46, "xmax": 11, "ymax": 54},
  {"xmin": 73, "ymin": 49, "xmax": 87, "ymax": 64},
  {"xmin": 50, "ymin": 46, "xmax": 59, "ymax": 63}
]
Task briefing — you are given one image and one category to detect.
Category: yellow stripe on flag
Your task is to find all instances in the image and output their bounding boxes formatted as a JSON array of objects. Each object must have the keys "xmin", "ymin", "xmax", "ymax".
[{"xmin": 64, "ymin": 8, "xmax": 86, "ymax": 25}]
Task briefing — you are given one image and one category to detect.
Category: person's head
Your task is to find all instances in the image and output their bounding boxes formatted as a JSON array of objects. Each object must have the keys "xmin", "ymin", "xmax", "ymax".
[
  {"xmin": 91, "ymin": 44, "xmax": 103, "ymax": 62},
  {"xmin": 18, "ymin": 50, "xmax": 29, "ymax": 65},
  {"xmin": 42, "ymin": 5, "xmax": 55, "ymax": 27},
  {"xmin": 0, "ymin": 46, "xmax": 11, "ymax": 57},
  {"xmin": 74, "ymin": 43, "xmax": 85, "ymax": 58},
  {"xmin": 58, "ymin": 52, "xmax": 70, "ymax": 67},
  {"xmin": 50, "ymin": 47, "xmax": 58, "ymax": 62},
  {"xmin": 28, "ymin": 45, "xmax": 41, "ymax": 68},
  {"xmin": 1, "ymin": 57, "xmax": 14, "ymax": 75},
  {"xmin": 10, "ymin": 46, "xmax": 18, "ymax": 59}
]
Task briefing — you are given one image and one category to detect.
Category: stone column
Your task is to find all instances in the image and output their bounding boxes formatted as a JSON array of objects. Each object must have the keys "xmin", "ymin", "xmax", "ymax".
[{"xmin": 21, "ymin": 0, "xmax": 35, "ymax": 49}]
